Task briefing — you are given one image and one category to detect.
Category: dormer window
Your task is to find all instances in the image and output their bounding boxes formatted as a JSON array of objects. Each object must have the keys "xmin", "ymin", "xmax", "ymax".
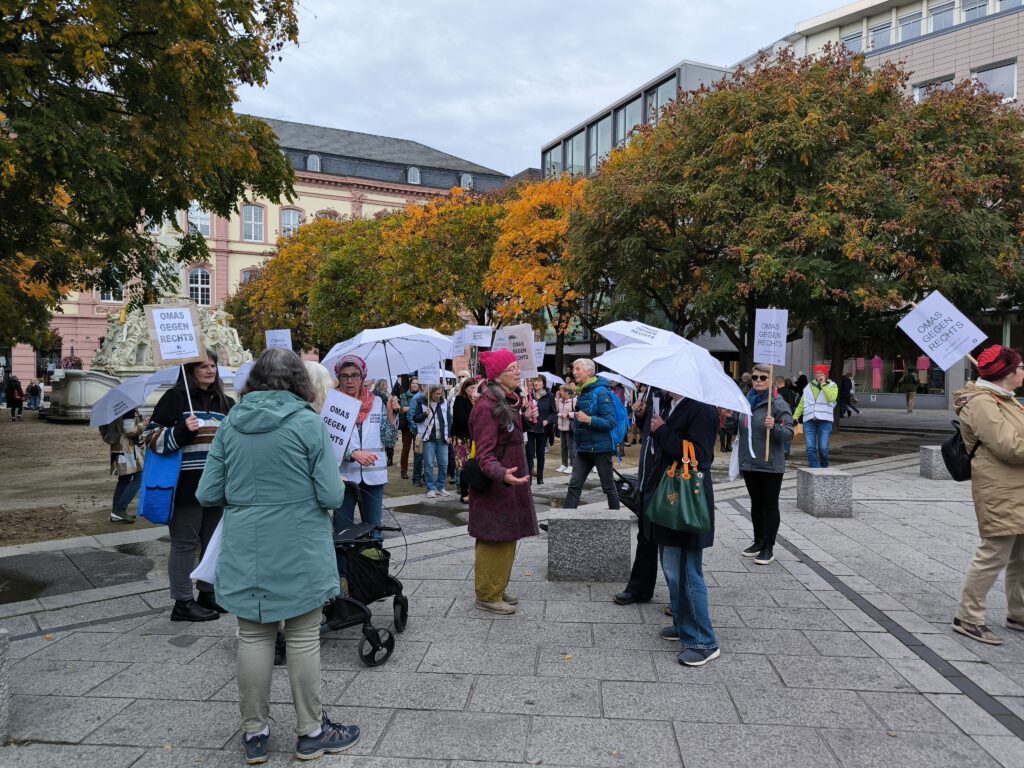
[
  {"xmin": 460, "ymin": 173, "xmax": 474, "ymax": 190},
  {"xmin": 407, "ymin": 166, "xmax": 421, "ymax": 185},
  {"xmin": 306, "ymin": 154, "xmax": 321, "ymax": 172}
]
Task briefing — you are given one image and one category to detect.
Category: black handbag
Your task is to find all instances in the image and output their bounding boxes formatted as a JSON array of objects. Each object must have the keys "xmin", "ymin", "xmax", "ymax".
[
  {"xmin": 612, "ymin": 467, "xmax": 640, "ymax": 516},
  {"xmin": 463, "ymin": 436, "xmax": 509, "ymax": 492},
  {"xmin": 941, "ymin": 420, "xmax": 980, "ymax": 482}
]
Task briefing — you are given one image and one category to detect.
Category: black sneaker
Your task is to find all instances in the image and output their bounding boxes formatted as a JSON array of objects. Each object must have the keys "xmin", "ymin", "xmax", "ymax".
[
  {"xmin": 242, "ymin": 731, "xmax": 269, "ymax": 764},
  {"xmin": 658, "ymin": 626, "xmax": 680, "ymax": 641},
  {"xmin": 740, "ymin": 542, "xmax": 761, "ymax": 558},
  {"xmin": 295, "ymin": 714, "xmax": 360, "ymax": 760},
  {"xmin": 753, "ymin": 547, "xmax": 775, "ymax": 565},
  {"xmin": 678, "ymin": 647, "xmax": 721, "ymax": 666}
]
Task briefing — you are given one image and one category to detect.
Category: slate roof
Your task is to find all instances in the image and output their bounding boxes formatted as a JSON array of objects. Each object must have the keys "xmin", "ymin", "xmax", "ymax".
[{"xmin": 256, "ymin": 116, "xmax": 505, "ymax": 177}]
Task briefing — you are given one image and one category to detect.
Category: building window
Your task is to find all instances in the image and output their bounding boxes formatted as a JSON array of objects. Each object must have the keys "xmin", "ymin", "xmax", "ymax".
[
  {"xmin": 930, "ymin": 1, "xmax": 955, "ymax": 31},
  {"xmin": 913, "ymin": 76, "xmax": 955, "ymax": 102},
  {"xmin": 868, "ymin": 23, "xmax": 891, "ymax": 50},
  {"xmin": 242, "ymin": 204, "xmax": 264, "ymax": 241},
  {"xmin": 614, "ymin": 96, "xmax": 643, "ymax": 146},
  {"xmin": 240, "ymin": 269, "xmax": 255, "ymax": 284},
  {"xmin": 187, "ymin": 203, "xmax": 211, "ymax": 238},
  {"xmin": 280, "ymin": 208, "xmax": 302, "ymax": 238},
  {"xmin": 1000, "ymin": 0, "xmax": 1023, "ymax": 9},
  {"xmin": 306, "ymin": 154, "xmax": 321, "ymax": 172},
  {"xmin": 460, "ymin": 173, "xmax": 474, "ymax": 189},
  {"xmin": 145, "ymin": 216, "xmax": 163, "ymax": 235},
  {"xmin": 974, "ymin": 61, "xmax": 1017, "ymax": 101},
  {"xmin": 898, "ymin": 12, "xmax": 922, "ymax": 42},
  {"xmin": 542, "ymin": 146, "xmax": 562, "ymax": 178},
  {"xmin": 406, "ymin": 166, "xmax": 421, "ymax": 184},
  {"xmin": 587, "ymin": 115, "xmax": 612, "ymax": 174},
  {"xmin": 962, "ymin": 0, "xmax": 988, "ymax": 22},
  {"xmin": 841, "ymin": 31, "xmax": 863, "ymax": 53},
  {"xmin": 564, "ymin": 131, "xmax": 585, "ymax": 176},
  {"xmin": 646, "ymin": 77, "xmax": 677, "ymax": 124},
  {"xmin": 99, "ymin": 285, "xmax": 124, "ymax": 303},
  {"xmin": 189, "ymin": 267, "xmax": 211, "ymax": 306}
]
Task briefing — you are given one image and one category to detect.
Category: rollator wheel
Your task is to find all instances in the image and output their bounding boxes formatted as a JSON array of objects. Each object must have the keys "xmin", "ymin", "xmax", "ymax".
[
  {"xmin": 393, "ymin": 595, "xmax": 409, "ymax": 633},
  {"xmin": 358, "ymin": 627, "xmax": 394, "ymax": 667}
]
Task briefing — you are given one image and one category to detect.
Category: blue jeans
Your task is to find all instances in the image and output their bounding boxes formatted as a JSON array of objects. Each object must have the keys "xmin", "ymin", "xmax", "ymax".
[
  {"xmin": 803, "ymin": 418, "xmax": 833, "ymax": 468},
  {"xmin": 27, "ymin": 395, "xmax": 40, "ymax": 410},
  {"xmin": 422, "ymin": 440, "xmax": 449, "ymax": 492},
  {"xmin": 660, "ymin": 545, "xmax": 718, "ymax": 651},
  {"xmin": 112, "ymin": 472, "xmax": 141, "ymax": 514},
  {"xmin": 335, "ymin": 481, "xmax": 385, "ymax": 532}
]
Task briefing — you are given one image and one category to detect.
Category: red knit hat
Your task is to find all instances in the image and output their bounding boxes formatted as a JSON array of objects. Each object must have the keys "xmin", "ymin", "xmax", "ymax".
[
  {"xmin": 479, "ymin": 348, "xmax": 518, "ymax": 380},
  {"xmin": 812, "ymin": 364, "xmax": 830, "ymax": 377},
  {"xmin": 977, "ymin": 345, "xmax": 1022, "ymax": 382}
]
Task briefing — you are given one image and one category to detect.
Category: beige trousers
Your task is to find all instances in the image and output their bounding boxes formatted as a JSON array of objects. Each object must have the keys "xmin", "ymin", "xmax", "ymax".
[
  {"xmin": 237, "ymin": 607, "xmax": 323, "ymax": 736},
  {"xmin": 956, "ymin": 534, "xmax": 1024, "ymax": 625},
  {"xmin": 474, "ymin": 540, "xmax": 517, "ymax": 602}
]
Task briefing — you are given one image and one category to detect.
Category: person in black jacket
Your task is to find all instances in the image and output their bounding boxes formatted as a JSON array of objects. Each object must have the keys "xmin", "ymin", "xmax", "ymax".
[
  {"xmin": 524, "ymin": 377, "xmax": 556, "ymax": 485},
  {"xmin": 615, "ymin": 387, "xmax": 721, "ymax": 667},
  {"xmin": 5, "ymin": 375, "xmax": 24, "ymax": 421},
  {"xmin": 451, "ymin": 377, "xmax": 477, "ymax": 503}
]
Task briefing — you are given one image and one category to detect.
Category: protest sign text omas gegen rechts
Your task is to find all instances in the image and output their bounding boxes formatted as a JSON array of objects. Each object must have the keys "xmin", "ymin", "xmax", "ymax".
[
  {"xmin": 320, "ymin": 389, "xmax": 362, "ymax": 462},
  {"xmin": 144, "ymin": 304, "xmax": 205, "ymax": 366},
  {"xmin": 897, "ymin": 291, "xmax": 986, "ymax": 371},
  {"xmin": 753, "ymin": 308, "xmax": 789, "ymax": 367},
  {"xmin": 265, "ymin": 329, "xmax": 293, "ymax": 351},
  {"xmin": 503, "ymin": 323, "xmax": 539, "ymax": 378}
]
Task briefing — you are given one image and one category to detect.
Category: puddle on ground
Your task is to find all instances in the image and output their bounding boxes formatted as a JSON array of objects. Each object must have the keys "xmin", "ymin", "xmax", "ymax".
[
  {"xmin": 0, "ymin": 574, "xmax": 46, "ymax": 604},
  {"xmin": 113, "ymin": 542, "xmax": 161, "ymax": 557},
  {"xmin": 387, "ymin": 503, "xmax": 464, "ymax": 523}
]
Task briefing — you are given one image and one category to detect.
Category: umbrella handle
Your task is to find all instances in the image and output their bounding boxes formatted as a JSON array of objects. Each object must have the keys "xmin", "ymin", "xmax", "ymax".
[{"xmin": 182, "ymin": 364, "xmax": 195, "ymax": 417}]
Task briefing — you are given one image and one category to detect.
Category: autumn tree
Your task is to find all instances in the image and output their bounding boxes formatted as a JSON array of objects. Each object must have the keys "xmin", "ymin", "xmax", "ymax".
[
  {"xmin": 487, "ymin": 176, "xmax": 587, "ymax": 371},
  {"xmin": 1, "ymin": 0, "xmax": 299, "ymax": 343}
]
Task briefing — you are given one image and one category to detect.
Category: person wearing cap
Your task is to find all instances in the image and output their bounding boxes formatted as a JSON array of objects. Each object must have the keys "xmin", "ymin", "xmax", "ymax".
[
  {"xmin": 468, "ymin": 349, "xmax": 539, "ymax": 615},
  {"xmin": 792, "ymin": 364, "xmax": 839, "ymax": 468},
  {"xmin": 334, "ymin": 355, "xmax": 400, "ymax": 539},
  {"xmin": 951, "ymin": 345, "xmax": 1024, "ymax": 646}
]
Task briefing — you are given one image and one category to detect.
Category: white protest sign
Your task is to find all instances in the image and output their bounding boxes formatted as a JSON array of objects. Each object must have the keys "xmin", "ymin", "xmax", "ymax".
[
  {"xmin": 533, "ymin": 341, "xmax": 547, "ymax": 368},
  {"xmin": 492, "ymin": 327, "xmax": 509, "ymax": 350},
  {"xmin": 417, "ymin": 362, "xmax": 441, "ymax": 385},
  {"xmin": 505, "ymin": 323, "xmax": 539, "ymax": 377},
  {"xmin": 898, "ymin": 291, "xmax": 986, "ymax": 371},
  {"xmin": 144, "ymin": 304, "xmax": 205, "ymax": 365},
  {"xmin": 465, "ymin": 324, "xmax": 493, "ymax": 348},
  {"xmin": 320, "ymin": 389, "xmax": 362, "ymax": 463},
  {"xmin": 753, "ymin": 308, "xmax": 789, "ymax": 367},
  {"xmin": 265, "ymin": 329, "xmax": 293, "ymax": 351},
  {"xmin": 449, "ymin": 329, "xmax": 466, "ymax": 358}
]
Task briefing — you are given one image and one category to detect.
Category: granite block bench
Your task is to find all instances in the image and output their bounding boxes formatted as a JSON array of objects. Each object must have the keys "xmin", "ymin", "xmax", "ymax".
[
  {"xmin": 547, "ymin": 504, "xmax": 633, "ymax": 582},
  {"xmin": 0, "ymin": 629, "xmax": 8, "ymax": 745},
  {"xmin": 920, "ymin": 445, "xmax": 952, "ymax": 480},
  {"xmin": 796, "ymin": 467, "xmax": 853, "ymax": 518}
]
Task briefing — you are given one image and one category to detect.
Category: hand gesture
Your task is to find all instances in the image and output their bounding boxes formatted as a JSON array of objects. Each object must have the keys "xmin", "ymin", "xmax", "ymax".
[
  {"xmin": 388, "ymin": 396, "xmax": 400, "ymax": 414},
  {"xmin": 575, "ymin": 410, "xmax": 591, "ymax": 425},
  {"xmin": 632, "ymin": 400, "xmax": 647, "ymax": 416},
  {"xmin": 352, "ymin": 450, "xmax": 378, "ymax": 467},
  {"xmin": 764, "ymin": 415, "xmax": 775, "ymax": 429},
  {"xmin": 185, "ymin": 415, "xmax": 201, "ymax": 432},
  {"xmin": 503, "ymin": 466, "xmax": 530, "ymax": 486}
]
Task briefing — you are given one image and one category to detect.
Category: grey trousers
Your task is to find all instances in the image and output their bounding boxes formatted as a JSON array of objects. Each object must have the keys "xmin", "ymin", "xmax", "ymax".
[
  {"xmin": 167, "ymin": 502, "xmax": 222, "ymax": 601},
  {"xmin": 237, "ymin": 607, "xmax": 323, "ymax": 736}
]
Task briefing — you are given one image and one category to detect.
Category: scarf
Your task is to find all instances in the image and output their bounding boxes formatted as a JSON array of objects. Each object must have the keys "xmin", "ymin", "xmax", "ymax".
[
  {"xmin": 355, "ymin": 387, "xmax": 376, "ymax": 425},
  {"xmin": 747, "ymin": 388, "xmax": 770, "ymax": 409}
]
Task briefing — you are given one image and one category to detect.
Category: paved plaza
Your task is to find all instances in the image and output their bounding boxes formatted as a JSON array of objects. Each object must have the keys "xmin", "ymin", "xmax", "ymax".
[{"xmin": 1, "ymin": 433, "xmax": 1023, "ymax": 766}]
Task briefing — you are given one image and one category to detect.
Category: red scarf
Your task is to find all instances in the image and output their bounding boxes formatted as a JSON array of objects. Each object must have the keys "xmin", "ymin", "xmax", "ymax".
[{"xmin": 355, "ymin": 387, "xmax": 376, "ymax": 425}]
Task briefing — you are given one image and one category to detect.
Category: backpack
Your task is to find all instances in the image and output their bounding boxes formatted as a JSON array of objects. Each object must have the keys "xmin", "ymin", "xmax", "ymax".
[
  {"xmin": 941, "ymin": 420, "xmax": 980, "ymax": 482},
  {"xmin": 98, "ymin": 421, "xmax": 123, "ymax": 446},
  {"xmin": 589, "ymin": 385, "xmax": 630, "ymax": 457}
]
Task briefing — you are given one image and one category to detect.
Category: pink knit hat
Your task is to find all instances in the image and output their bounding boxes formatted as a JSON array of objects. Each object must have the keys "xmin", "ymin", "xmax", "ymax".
[{"xmin": 479, "ymin": 349, "xmax": 518, "ymax": 380}]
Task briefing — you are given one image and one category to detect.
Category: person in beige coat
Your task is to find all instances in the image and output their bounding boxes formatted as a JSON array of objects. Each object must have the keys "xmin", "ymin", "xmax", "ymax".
[{"xmin": 953, "ymin": 344, "xmax": 1024, "ymax": 645}]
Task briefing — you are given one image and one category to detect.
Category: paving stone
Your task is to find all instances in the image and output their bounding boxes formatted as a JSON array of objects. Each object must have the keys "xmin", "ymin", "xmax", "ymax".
[
  {"xmin": 133, "ymin": 613, "xmax": 240, "ymax": 637},
  {"xmin": 340, "ymin": 671, "xmax": 472, "ymax": 710},
  {"xmin": 652, "ymin": 651, "xmax": 783, "ymax": 686},
  {"xmin": 973, "ymin": 735, "xmax": 1024, "ymax": 768},
  {"xmin": 31, "ymin": 629, "xmax": 218, "ymax": 663},
  {"xmin": 949, "ymin": 660, "xmax": 1024, "ymax": 696},
  {"xmin": 768, "ymin": 589, "xmax": 828, "ymax": 608},
  {"xmin": 10, "ymin": 694, "xmax": 132, "ymax": 743},
  {"xmin": 857, "ymin": 691, "xmax": 960, "ymax": 732},
  {"xmin": 593, "ymin": 622, "xmax": 683, "ymax": 651},
  {"xmin": 803, "ymin": 629, "xmax": 879, "ymax": 657},
  {"xmin": 736, "ymin": 606, "xmax": 847, "ymax": 631},
  {"xmin": 377, "ymin": 710, "xmax": 529, "ymax": 761},
  {"xmin": 10, "ymin": 658, "xmax": 127, "ymax": 696},
  {"xmin": 528, "ymin": 715, "xmax": 681, "ymax": 767},
  {"xmin": 770, "ymin": 655, "xmax": 916, "ymax": 691},
  {"xmin": 537, "ymin": 647, "xmax": 656, "ymax": 681},
  {"xmin": 446, "ymin": 597, "xmax": 546, "ymax": 621},
  {"xmin": 673, "ymin": 722, "xmax": 838, "ymax": 768},
  {"xmin": 706, "ymin": 586, "xmax": 776, "ymax": 608},
  {"xmin": 917, "ymin": 633, "xmax": 983, "ymax": 661},
  {"xmin": 87, "ymin": 661, "xmax": 236, "ymax": 701},
  {"xmin": 417, "ymin": 641, "xmax": 536, "ymax": 675},
  {"xmin": 392, "ymin": 562, "xmax": 472, "ymax": 580},
  {"xmin": 713, "ymin": 627, "xmax": 818, "ymax": 655},
  {"xmin": 32, "ymin": 595, "xmax": 153, "ymax": 631},
  {"xmin": 602, "ymin": 681, "xmax": 737, "ymax": 722},
  {"xmin": 81, "ymin": 699, "xmax": 241, "ymax": 748},
  {"xmin": 543, "ymin": 600, "xmax": 643, "ymax": 624},
  {"xmin": 884, "ymin": 659, "xmax": 960, "ymax": 694},
  {"xmin": 925, "ymin": 693, "xmax": 1017, "ymax": 736},
  {"xmin": 831, "ymin": 609, "xmax": 886, "ymax": 633},
  {"xmin": 856, "ymin": 632, "xmax": 919, "ymax": 659},
  {"xmin": 386, "ymin": 615, "xmax": 490, "ymax": 644},
  {"xmin": 882, "ymin": 610, "xmax": 946, "ymax": 634},
  {"xmin": 730, "ymin": 685, "xmax": 881, "ymax": 728},
  {"xmin": 0, "ymin": 743, "xmax": 144, "ymax": 768},
  {"xmin": 319, "ymin": 637, "xmax": 430, "ymax": 673},
  {"xmin": 467, "ymin": 674, "xmax": 602, "ymax": 716},
  {"xmin": 819, "ymin": 728, "xmax": 1001, "ymax": 768},
  {"xmin": 486, "ymin": 619, "xmax": 593, "ymax": 647},
  {"xmin": 997, "ymin": 695, "xmax": 1024, "ymax": 718}
]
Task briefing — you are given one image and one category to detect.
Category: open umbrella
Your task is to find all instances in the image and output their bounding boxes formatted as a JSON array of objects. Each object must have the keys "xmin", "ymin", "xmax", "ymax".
[
  {"xmin": 89, "ymin": 375, "xmax": 152, "ymax": 427},
  {"xmin": 146, "ymin": 365, "xmax": 235, "ymax": 389},
  {"xmin": 232, "ymin": 362, "xmax": 254, "ymax": 394},
  {"xmin": 601, "ymin": 372, "xmax": 637, "ymax": 390},
  {"xmin": 594, "ymin": 343, "xmax": 751, "ymax": 416},
  {"xmin": 537, "ymin": 371, "xmax": 565, "ymax": 388},
  {"xmin": 596, "ymin": 320, "xmax": 678, "ymax": 348},
  {"xmin": 321, "ymin": 324, "xmax": 453, "ymax": 381}
]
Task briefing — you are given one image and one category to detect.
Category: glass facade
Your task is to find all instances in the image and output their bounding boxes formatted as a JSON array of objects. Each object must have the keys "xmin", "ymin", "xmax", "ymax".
[
  {"xmin": 930, "ymin": 2, "xmax": 955, "ymax": 31},
  {"xmin": 898, "ymin": 12, "xmax": 922, "ymax": 41},
  {"xmin": 646, "ymin": 77, "xmax": 677, "ymax": 124},
  {"xmin": 542, "ymin": 146, "xmax": 562, "ymax": 178},
  {"xmin": 974, "ymin": 62, "xmax": 1017, "ymax": 100},
  {"xmin": 614, "ymin": 97, "xmax": 643, "ymax": 146},
  {"xmin": 868, "ymin": 23, "xmax": 892, "ymax": 50},
  {"xmin": 587, "ymin": 115, "xmax": 612, "ymax": 173},
  {"xmin": 1001, "ymin": 0, "xmax": 1024, "ymax": 9},
  {"xmin": 841, "ymin": 32, "xmax": 863, "ymax": 52},
  {"xmin": 962, "ymin": 0, "xmax": 988, "ymax": 22},
  {"xmin": 565, "ymin": 131, "xmax": 585, "ymax": 176}
]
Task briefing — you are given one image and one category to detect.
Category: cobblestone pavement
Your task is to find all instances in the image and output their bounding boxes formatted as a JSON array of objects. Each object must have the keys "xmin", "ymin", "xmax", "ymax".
[{"xmin": 2, "ymin": 451, "xmax": 1023, "ymax": 767}]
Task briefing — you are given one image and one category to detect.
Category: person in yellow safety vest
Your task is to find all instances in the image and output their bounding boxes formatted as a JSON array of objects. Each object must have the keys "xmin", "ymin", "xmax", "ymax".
[{"xmin": 792, "ymin": 365, "xmax": 839, "ymax": 468}]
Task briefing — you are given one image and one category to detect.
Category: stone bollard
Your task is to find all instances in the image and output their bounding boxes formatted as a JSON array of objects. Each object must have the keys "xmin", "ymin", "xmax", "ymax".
[
  {"xmin": 796, "ymin": 468, "xmax": 853, "ymax": 518},
  {"xmin": 920, "ymin": 446, "xmax": 952, "ymax": 480},
  {"xmin": 0, "ymin": 629, "xmax": 8, "ymax": 745},
  {"xmin": 547, "ymin": 503, "xmax": 633, "ymax": 582}
]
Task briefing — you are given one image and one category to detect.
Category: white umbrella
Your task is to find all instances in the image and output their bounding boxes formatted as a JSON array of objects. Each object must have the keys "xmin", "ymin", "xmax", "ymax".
[
  {"xmin": 596, "ymin": 320, "xmax": 677, "ymax": 348},
  {"xmin": 538, "ymin": 371, "xmax": 565, "ymax": 388},
  {"xmin": 321, "ymin": 324, "xmax": 453, "ymax": 381},
  {"xmin": 232, "ymin": 361, "xmax": 254, "ymax": 394},
  {"xmin": 600, "ymin": 372, "xmax": 637, "ymax": 390},
  {"xmin": 89, "ymin": 375, "xmax": 152, "ymax": 427},
  {"xmin": 146, "ymin": 365, "xmax": 235, "ymax": 389},
  {"xmin": 594, "ymin": 343, "xmax": 751, "ymax": 416}
]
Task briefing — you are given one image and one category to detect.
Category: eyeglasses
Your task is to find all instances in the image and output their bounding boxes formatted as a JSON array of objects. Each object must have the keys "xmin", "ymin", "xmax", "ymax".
[
  {"xmin": 338, "ymin": 373, "xmax": 362, "ymax": 381},
  {"xmin": 750, "ymin": 375, "xmax": 770, "ymax": 381}
]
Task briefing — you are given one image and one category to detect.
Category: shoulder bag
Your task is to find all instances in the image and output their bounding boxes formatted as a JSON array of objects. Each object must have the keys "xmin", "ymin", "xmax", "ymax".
[
  {"xmin": 462, "ymin": 433, "xmax": 509, "ymax": 492},
  {"xmin": 647, "ymin": 440, "xmax": 711, "ymax": 532}
]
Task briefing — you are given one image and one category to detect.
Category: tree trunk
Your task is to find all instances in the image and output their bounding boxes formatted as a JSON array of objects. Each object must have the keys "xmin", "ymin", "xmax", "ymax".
[{"xmin": 554, "ymin": 332, "xmax": 565, "ymax": 375}]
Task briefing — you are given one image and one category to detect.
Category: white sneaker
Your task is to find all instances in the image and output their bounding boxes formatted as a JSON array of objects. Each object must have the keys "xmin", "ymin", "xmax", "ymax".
[
  {"xmin": 437, "ymin": 488, "xmax": 450, "ymax": 496},
  {"xmin": 426, "ymin": 490, "xmax": 436, "ymax": 498},
  {"xmin": 557, "ymin": 465, "xmax": 567, "ymax": 473}
]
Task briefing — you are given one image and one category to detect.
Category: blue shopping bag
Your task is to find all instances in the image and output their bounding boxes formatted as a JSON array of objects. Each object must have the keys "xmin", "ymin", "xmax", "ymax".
[{"xmin": 138, "ymin": 447, "xmax": 182, "ymax": 525}]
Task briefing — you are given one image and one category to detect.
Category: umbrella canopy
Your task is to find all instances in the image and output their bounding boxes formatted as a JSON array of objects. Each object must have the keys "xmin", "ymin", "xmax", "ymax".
[
  {"xmin": 594, "ymin": 343, "xmax": 751, "ymax": 416},
  {"xmin": 596, "ymin": 320, "xmax": 679, "ymax": 348},
  {"xmin": 537, "ymin": 371, "xmax": 565, "ymax": 388},
  {"xmin": 89, "ymin": 375, "xmax": 152, "ymax": 427},
  {"xmin": 321, "ymin": 324, "xmax": 453, "ymax": 380},
  {"xmin": 600, "ymin": 372, "xmax": 637, "ymax": 390},
  {"xmin": 232, "ymin": 362, "xmax": 254, "ymax": 394},
  {"xmin": 146, "ymin": 365, "xmax": 235, "ymax": 389}
]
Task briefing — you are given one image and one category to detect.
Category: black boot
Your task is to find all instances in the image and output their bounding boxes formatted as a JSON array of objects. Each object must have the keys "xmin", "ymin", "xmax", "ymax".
[
  {"xmin": 171, "ymin": 599, "xmax": 220, "ymax": 622},
  {"xmin": 196, "ymin": 591, "xmax": 227, "ymax": 614}
]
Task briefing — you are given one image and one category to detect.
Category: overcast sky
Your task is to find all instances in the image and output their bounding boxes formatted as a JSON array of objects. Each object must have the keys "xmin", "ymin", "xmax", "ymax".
[{"xmin": 236, "ymin": 1, "xmax": 834, "ymax": 176}]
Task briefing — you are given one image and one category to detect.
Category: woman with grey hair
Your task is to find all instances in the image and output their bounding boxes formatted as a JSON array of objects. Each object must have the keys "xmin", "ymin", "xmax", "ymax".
[
  {"xmin": 725, "ymin": 363, "xmax": 794, "ymax": 565},
  {"xmin": 196, "ymin": 348, "xmax": 358, "ymax": 762},
  {"xmin": 303, "ymin": 360, "xmax": 334, "ymax": 413}
]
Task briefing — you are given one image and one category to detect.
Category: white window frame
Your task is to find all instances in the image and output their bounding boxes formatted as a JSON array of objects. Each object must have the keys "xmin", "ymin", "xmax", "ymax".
[
  {"xmin": 187, "ymin": 203, "xmax": 211, "ymax": 238},
  {"xmin": 841, "ymin": 31, "xmax": 863, "ymax": 53},
  {"xmin": 407, "ymin": 166, "xmax": 421, "ymax": 185},
  {"xmin": 912, "ymin": 76, "xmax": 955, "ymax": 102},
  {"xmin": 242, "ymin": 204, "xmax": 265, "ymax": 242},
  {"xmin": 239, "ymin": 269, "xmax": 255, "ymax": 284},
  {"xmin": 188, "ymin": 267, "xmax": 211, "ymax": 306},
  {"xmin": 868, "ymin": 23, "xmax": 892, "ymax": 50},
  {"xmin": 280, "ymin": 208, "xmax": 302, "ymax": 238},
  {"xmin": 99, "ymin": 285, "xmax": 125, "ymax": 303},
  {"xmin": 961, "ymin": 0, "xmax": 988, "ymax": 22},
  {"xmin": 460, "ymin": 173, "xmax": 474, "ymax": 190},
  {"xmin": 929, "ymin": 1, "xmax": 955, "ymax": 31},
  {"xmin": 306, "ymin": 154, "xmax": 321, "ymax": 172},
  {"xmin": 973, "ymin": 61, "xmax": 1017, "ymax": 102},
  {"xmin": 897, "ymin": 12, "xmax": 922, "ymax": 42}
]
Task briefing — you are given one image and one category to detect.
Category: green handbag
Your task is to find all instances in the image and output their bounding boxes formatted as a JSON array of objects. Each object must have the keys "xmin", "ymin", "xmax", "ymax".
[{"xmin": 647, "ymin": 440, "xmax": 711, "ymax": 532}]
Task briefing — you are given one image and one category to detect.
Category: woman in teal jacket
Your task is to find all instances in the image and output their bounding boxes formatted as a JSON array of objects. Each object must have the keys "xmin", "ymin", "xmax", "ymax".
[{"xmin": 196, "ymin": 349, "xmax": 359, "ymax": 763}]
